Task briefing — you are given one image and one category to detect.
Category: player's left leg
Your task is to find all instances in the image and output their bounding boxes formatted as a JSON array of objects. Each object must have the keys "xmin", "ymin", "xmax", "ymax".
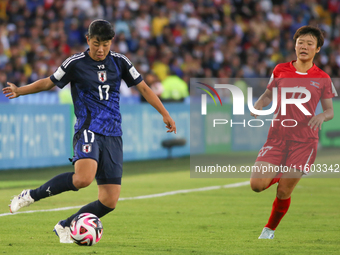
[
  {"xmin": 61, "ymin": 184, "xmax": 120, "ymax": 228},
  {"xmin": 97, "ymin": 184, "xmax": 121, "ymax": 209},
  {"xmin": 259, "ymin": 170, "xmax": 303, "ymax": 239},
  {"xmin": 53, "ymin": 158, "xmax": 98, "ymax": 243},
  {"xmin": 54, "ymin": 185, "xmax": 119, "ymax": 244},
  {"xmin": 265, "ymin": 172, "xmax": 302, "ymax": 230},
  {"xmin": 259, "ymin": 140, "xmax": 318, "ymax": 239}
]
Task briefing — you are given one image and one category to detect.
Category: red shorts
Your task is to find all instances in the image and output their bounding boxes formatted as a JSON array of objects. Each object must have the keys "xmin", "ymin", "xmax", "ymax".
[{"xmin": 256, "ymin": 139, "xmax": 318, "ymax": 173}]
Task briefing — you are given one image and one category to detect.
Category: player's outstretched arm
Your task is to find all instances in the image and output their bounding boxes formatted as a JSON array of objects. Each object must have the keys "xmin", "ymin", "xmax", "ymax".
[
  {"xmin": 136, "ymin": 81, "xmax": 177, "ymax": 134},
  {"xmin": 308, "ymin": 98, "xmax": 334, "ymax": 130},
  {"xmin": 251, "ymin": 89, "xmax": 273, "ymax": 118},
  {"xmin": 2, "ymin": 77, "xmax": 55, "ymax": 99}
]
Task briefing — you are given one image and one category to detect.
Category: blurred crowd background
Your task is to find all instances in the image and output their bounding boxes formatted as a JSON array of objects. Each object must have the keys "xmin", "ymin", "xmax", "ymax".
[{"xmin": 0, "ymin": 0, "xmax": 339, "ymax": 102}]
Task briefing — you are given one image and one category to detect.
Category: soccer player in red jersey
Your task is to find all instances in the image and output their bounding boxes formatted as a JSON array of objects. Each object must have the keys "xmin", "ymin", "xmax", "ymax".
[{"xmin": 250, "ymin": 26, "xmax": 338, "ymax": 239}]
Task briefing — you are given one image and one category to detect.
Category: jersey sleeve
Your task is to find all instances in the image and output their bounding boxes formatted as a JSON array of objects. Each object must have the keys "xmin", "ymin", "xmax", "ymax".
[
  {"xmin": 116, "ymin": 54, "xmax": 143, "ymax": 87},
  {"xmin": 322, "ymin": 79, "xmax": 338, "ymax": 99},
  {"xmin": 267, "ymin": 65, "xmax": 278, "ymax": 90},
  {"xmin": 50, "ymin": 56, "xmax": 76, "ymax": 89}
]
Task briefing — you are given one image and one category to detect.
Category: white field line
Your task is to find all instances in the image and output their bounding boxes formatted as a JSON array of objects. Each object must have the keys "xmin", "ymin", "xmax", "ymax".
[{"xmin": 0, "ymin": 181, "xmax": 249, "ymax": 217}]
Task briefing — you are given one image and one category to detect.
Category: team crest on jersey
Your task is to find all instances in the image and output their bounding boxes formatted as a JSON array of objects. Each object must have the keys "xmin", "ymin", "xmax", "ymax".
[
  {"xmin": 310, "ymin": 81, "xmax": 320, "ymax": 88},
  {"xmin": 82, "ymin": 144, "xmax": 92, "ymax": 153},
  {"xmin": 98, "ymin": 71, "xmax": 107, "ymax": 83}
]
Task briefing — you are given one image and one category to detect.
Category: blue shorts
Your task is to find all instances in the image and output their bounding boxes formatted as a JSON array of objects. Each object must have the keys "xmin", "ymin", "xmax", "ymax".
[{"xmin": 72, "ymin": 129, "xmax": 123, "ymax": 185}]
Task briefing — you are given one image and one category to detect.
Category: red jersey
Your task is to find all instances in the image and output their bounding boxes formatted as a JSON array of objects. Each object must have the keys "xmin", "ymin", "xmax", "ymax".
[{"xmin": 266, "ymin": 61, "xmax": 337, "ymax": 142}]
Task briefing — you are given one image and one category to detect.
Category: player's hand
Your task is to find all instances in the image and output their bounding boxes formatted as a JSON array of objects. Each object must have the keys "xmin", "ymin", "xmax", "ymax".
[
  {"xmin": 163, "ymin": 115, "xmax": 177, "ymax": 134},
  {"xmin": 250, "ymin": 104, "xmax": 262, "ymax": 119},
  {"xmin": 2, "ymin": 82, "xmax": 20, "ymax": 99},
  {"xmin": 308, "ymin": 113, "xmax": 325, "ymax": 131}
]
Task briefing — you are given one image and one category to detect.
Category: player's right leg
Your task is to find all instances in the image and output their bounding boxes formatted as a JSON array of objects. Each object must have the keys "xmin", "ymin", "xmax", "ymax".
[
  {"xmin": 250, "ymin": 139, "xmax": 287, "ymax": 192},
  {"xmin": 9, "ymin": 171, "xmax": 79, "ymax": 213},
  {"xmin": 250, "ymin": 139, "xmax": 289, "ymax": 239},
  {"xmin": 9, "ymin": 190, "xmax": 34, "ymax": 213},
  {"xmin": 9, "ymin": 160, "xmax": 97, "ymax": 214},
  {"xmin": 9, "ymin": 129, "xmax": 98, "ymax": 214},
  {"xmin": 250, "ymin": 161, "xmax": 281, "ymax": 192}
]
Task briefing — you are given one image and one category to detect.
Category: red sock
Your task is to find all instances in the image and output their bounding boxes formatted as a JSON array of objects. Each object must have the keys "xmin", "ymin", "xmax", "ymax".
[
  {"xmin": 265, "ymin": 172, "xmax": 283, "ymax": 189},
  {"xmin": 265, "ymin": 197, "xmax": 291, "ymax": 230}
]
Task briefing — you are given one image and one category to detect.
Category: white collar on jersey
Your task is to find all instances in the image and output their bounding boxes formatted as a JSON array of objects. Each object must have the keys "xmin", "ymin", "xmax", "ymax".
[{"xmin": 295, "ymin": 71, "xmax": 308, "ymax": 75}]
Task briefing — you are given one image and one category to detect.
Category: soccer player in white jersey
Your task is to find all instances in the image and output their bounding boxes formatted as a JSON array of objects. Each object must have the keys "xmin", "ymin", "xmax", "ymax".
[
  {"xmin": 250, "ymin": 26, "xmax": 337, "ymax": 239},
  {"xmin": 3, "ymin": 19, "xmax": 177, "ymax": 243}
]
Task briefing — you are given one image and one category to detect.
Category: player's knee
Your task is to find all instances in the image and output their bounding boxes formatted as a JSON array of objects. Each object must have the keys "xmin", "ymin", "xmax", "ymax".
[
  {"xmin": 100, "ymin": 197, "xmax": 118, "ymax": 209},
  {"xmin": 73, "ymin": 178, "xmax": 92, "ymax": 189},
  {"xmin": 250, "ymin": 179, "xmax": 266, "ymax": 193},
  {"xmin": 105, "ymin": 201, "xmax": 117, "ymax": 209},
  {"xmin": 276, "ymin": 187, "xmax": 291, "ymax": 199}
]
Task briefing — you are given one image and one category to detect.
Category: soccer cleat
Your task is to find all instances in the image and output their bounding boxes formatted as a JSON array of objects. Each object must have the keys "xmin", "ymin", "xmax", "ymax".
[
  {"xmin": 258, "ymin": 227, "xmax": 275, "ymax": 239},
  {"xmin": 53, "ymin": 221, "xmax": 73, "ymax": 243},
  {"xmin": 9, "ymin": 189, "xmax": 34, "ymax": 213}
]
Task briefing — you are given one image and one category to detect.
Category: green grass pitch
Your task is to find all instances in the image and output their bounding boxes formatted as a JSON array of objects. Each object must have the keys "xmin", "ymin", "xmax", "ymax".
[{"xmin": 0, "ymin": 149, "xmax": 339, "ymax": 255}]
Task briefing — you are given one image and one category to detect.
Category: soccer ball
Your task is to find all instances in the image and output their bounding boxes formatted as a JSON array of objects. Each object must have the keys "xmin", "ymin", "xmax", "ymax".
[{"xmin": 70, "ymin": 213, "xmax": 103, "ymax": 246}]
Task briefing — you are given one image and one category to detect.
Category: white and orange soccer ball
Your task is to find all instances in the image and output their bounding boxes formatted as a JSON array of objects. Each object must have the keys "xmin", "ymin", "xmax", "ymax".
[{"xmin": 70, "ymin": 213, "xmax": 103, "ymax": 246}]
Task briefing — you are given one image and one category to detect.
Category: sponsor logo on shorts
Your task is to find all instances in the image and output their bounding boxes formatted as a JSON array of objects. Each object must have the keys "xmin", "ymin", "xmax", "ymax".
[{"xmin": 82, "ymin": 144, "xmax": 92, "ymax": 153}]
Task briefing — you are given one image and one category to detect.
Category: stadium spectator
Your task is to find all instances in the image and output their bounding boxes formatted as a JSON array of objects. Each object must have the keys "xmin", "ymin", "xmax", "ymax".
[
  {"xmin": 161, "ymin": 72, "xmax": 189, "ymax": 102},
  {"xmin": 64, "ymin": 0, "xmax": 91, "ymax": 17},
  {"xmin": 249, "ymin": 14, "xmax": 268, "ymax": 40},
  {"xmin": 267, "ymin": 4, "xmax": 283, "ymax": 28},
  {"xmin": 152, "ymin": 8, "xmax": 169, "ymax": 44},
  {"xmin": 114, "ymin": 9, "xmax": 132, "ymax": 39},
  {"xmin": 135, "ymin": 11, "xmax": 151, "ymax": 39},
  {"xmin": 84, "ymin": 0, "xmax": 104, "ymax": 20},
  {"xmin": 152, "ymin": 54, "xmax": 171, "ymax": 82},
  {"xmin": 67, "ymin": 18, "xmax": 82, "ymax": 47},
  {"xmin": 0, "ymin": 71, "xmax": 6, "ymax": 89},
  {"xmin": 186, "ymin": 12, "xmax": 202, "ymax": 41},
  {"xmin": 0, "ymin": 41, "xmax": 8, "ymax": 69}
]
